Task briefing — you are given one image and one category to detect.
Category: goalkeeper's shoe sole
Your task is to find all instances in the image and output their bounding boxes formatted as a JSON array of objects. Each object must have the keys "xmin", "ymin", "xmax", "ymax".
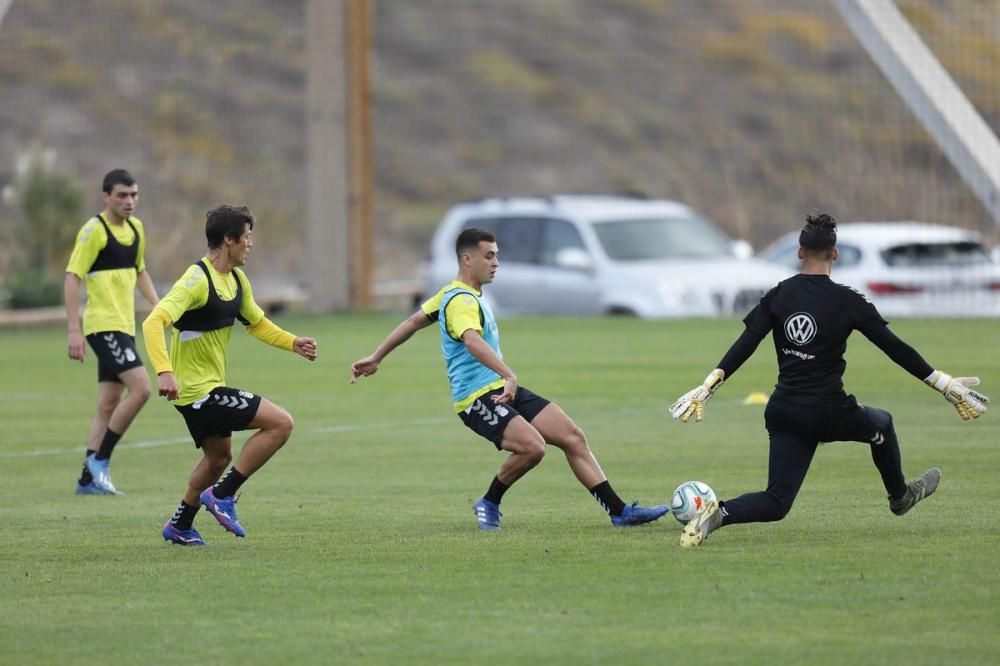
[
  {"xmin": 890, "ymin": 467, "xmax": 941, "ymax": 516},
  {"xmin": 680, "ymin": 499, "xmax": 722, "ymax": 548}
]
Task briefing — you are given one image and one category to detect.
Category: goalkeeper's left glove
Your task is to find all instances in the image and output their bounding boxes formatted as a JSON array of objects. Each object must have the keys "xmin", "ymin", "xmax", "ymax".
[
  {"xmin": 924, "ymin": 370, "xmax": 990, "ymax": 421},
  {"xmin": 669, "ymin": 369, "xmax": 726, "ymax": 423}
]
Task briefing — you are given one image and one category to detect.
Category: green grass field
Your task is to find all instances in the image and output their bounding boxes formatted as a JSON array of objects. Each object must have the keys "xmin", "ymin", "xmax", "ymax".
[{"xmin": 1, "ymin": 314, "xmax": 998, "ymax": 665}]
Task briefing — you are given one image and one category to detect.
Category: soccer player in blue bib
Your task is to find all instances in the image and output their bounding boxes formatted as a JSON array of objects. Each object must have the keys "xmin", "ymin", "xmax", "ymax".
[
  {"xmin": 352, "ymin": 228, "xmax": 668, "ymax": 531},
  {"xmin": 669, "ymin": 213, "xmax": 990, "ymax": 548}
]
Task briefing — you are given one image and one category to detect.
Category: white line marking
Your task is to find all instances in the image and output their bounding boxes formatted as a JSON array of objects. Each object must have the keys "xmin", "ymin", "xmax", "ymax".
[
  {"xmin": 0, "ymin": 417, "xmax": 454, "ymax": 459},
  {"xmin": 0, "ymin": 396, "xmax": 765, "ymax": 460}
]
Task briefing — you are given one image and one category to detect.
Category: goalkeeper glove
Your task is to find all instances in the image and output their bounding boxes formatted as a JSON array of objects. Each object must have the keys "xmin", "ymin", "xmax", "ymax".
[
  {"xmin": 669, "ymin": 369, "xmax": 726, "ymax": 423},
  {"xmin": 924, "ymin": 370, "xmax": 989, "ymax": 421}
]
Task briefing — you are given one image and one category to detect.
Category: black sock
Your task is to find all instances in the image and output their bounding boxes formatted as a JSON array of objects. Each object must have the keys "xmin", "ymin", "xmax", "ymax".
[
  {"xmin": 170, "ymin": 500, "xmax": 200, "ymax": 531},
  {"xmin": 589, "ymin": 480, "xmax": 627, "ymax": 517},
  {"xmin": 94, "ymin": 428, "xmax": 122, "ymax": 461},
  {"xmin": 213, "ymin": 467, "xmax": 248, "ymax": 498},
  {"xmin": 484, "ymin": 476, "xmax": 510, "ymax": 505},
  {"xmin": 78, "ymin": 450, "xmax": 95, "ymax": 485}
]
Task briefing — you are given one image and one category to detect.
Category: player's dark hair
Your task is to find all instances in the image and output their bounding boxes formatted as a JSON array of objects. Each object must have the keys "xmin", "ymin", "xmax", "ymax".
[
  {"xmin": 455, "ymin": 227, "xmax": 496, "ymax": 257},
  {"xmin": 102, "ymin": 169, "xmax": 135, "ymax": 194},
  {"xmin": 205, "ymin": 204, "xmax": 254, "ymax": 249},
  {"xmin": 799, "ymin": 213, "xmax": 837, "ymax": 254}
]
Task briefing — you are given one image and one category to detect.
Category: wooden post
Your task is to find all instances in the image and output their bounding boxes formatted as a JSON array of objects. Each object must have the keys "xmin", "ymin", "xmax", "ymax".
[
  {"xmin": 305, "ymin": 0, "xmax": 350, "ymax": 311},
  {"xmin": 346, "ymin": 0, "xmax": 373, "ymax": 308}
]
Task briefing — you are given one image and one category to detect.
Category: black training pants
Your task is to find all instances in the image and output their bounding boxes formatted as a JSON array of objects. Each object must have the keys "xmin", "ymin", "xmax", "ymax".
[{"xmin": 720, "ymin": 395, "xmax": 907, "ymax": 526}]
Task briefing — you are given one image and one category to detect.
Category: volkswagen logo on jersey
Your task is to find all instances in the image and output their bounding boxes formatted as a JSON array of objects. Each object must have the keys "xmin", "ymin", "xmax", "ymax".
[{"xmin": 784, "ymin": 312, "xmax": 817, "ymax": 346}]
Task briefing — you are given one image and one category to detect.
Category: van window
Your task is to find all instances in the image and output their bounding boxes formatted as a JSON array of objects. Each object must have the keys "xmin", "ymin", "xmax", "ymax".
[
  {"xmin": 464, "ymin": 217, "xmax": 545, "ymax": 264},
  {"xmin": 881, "ymin": 241, "xmax": 991, "ymax": 267},
  {"xmin": 540, "ymin": 219, "xmax": 586, "ymax": 266}
]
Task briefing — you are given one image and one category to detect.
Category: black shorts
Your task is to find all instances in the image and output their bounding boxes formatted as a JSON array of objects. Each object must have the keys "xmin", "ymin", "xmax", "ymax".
[
  {"xmin": 174, "ymin": 386, "xmax": 262, "ymax": 448},
  {"xmin": 86, "ymin": 331, "xmax": 144, "ymax": 383},
  {"xmin": 457, "ymin": 386, "xmax": 550, "ymax": 450},
  {"xmin": 765, "ymin": 394, "xmax": 886, "ymax": 444}
]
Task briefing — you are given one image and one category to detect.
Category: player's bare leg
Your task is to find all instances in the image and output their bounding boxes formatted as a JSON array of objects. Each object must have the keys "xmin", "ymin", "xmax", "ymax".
[
  {"xmin": 106, "ymin": 365, "xmax": 152, "ymax": 436},
  {"xmin": 231, "ymin": 400, "xmax": 295, "ymax": 476},
  {"xmin": 472, "ymin": 416, "xmax": 545, "ymax": 531},
  {"xmin": 496, "ymin": 416, "xmax": 546, "ymax": 485},
  {"xmin": 86, "ymin": 382, "xmax": 123, "ymax": 452},
  {"xmin": 199, "ymin": 400, "xmax": 294, "ymax": 537},
  {"xmin": 184, "ymin": 436, "xmax": 233, "ymax": 506},
  {"xmin": 532, "ymin": 403, "xmax": 668, "ymax": 527},
  {"xmin": 80, "ymin": 367, "xmax": 151, "ymax": 494},
  {"xmin": 529, "ymin": 403, "xmax": 606, "ymax": 488}
]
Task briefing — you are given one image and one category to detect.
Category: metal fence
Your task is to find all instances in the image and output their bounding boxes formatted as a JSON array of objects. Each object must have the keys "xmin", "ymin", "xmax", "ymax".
[{"xmin": 0, "ymin": 0, "xmax": 996, "ymax": 309}]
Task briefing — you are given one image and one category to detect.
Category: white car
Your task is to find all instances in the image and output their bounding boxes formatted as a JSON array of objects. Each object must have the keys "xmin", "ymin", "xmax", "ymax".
[
  {"xmin": 421, "ymin": 195, "xmax": 789, "ymax": 318},
  {"xmin": 759, "ymin": 222, "xmax": 1000, "ymax": 317}
]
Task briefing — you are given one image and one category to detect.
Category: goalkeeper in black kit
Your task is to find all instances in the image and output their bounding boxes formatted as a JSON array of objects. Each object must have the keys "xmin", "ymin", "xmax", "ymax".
[{"xmin": 668, "ymin": 213, "xmax": 990, "ymax": 548}]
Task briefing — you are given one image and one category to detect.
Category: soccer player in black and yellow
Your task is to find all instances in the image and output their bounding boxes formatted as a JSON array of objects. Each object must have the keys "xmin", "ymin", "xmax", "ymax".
[
  {"xmin": 351, "ymin": 227, "xmax": 668, "ymax": 531},
  {"xmin": 669, "ymin": 213, "xmax": 989, "ymax": 548},
  {"xmin": 143, "ymin": 205, "xmax": 317, "ymax": 546},
  {"xmin": 65, "ymin": 169, "xmax": 159, "ymax": 495}
]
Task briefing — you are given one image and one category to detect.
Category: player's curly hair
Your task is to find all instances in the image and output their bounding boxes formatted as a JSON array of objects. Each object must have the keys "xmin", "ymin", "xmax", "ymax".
[
  {"xmin": 799, "ymin": 212, "xmax": 837, "ymax": 253},
  {"xmin": 205, "ymin": 204, "xmax": 255, "ymax": 249}
]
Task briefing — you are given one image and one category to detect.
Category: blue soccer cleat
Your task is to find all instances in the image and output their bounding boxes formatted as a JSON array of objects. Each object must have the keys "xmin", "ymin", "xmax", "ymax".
[
  {"xmin": 85, "ymin": 456, "xmax": 122, "ymax": 495},
  {"xmin": 162, "ymin": 522, "xmax": 208, "ymax": 546},
  {"xmin": 75, "ymin": 481, "xmax": 110, "ymax": 495},
  {"xmin": 473, "ymin": 497, "xmax": 501, "ymax": 531},
  {"xmin": 199, "ymin": 488, "xmax": 246, "ymax": 537},
  {"xmin": 611, "ymin": 501, "xmax": 670, "ymax": 527}
]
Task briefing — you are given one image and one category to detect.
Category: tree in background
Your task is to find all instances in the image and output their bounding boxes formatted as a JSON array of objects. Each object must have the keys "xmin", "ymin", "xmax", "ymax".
[{"xmin": 4, "ymin": 150, "xmax": 83, "ymax": 309}]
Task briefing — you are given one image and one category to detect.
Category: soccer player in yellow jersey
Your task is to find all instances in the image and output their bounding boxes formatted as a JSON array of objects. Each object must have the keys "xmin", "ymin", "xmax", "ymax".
[
  {"xmin": 65, "ymin": 169, "xmax": 159, "ymax": 496},
  {"xmin": 143, "ymin": 205, "xmax": 317, "ymax": 546},
  {"xmin": 351, "ymin": 228, "xmax": 668, "ymax": 531}
]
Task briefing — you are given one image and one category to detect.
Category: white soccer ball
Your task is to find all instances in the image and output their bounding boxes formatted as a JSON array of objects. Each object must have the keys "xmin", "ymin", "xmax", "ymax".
[{"xmin": 671, "ymin": 480, "xmax": 717, "ymax": 524}]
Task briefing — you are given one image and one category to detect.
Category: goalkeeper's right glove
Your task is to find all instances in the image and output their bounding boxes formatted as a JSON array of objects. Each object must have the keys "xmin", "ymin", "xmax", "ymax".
[
  {"xmin": 669, "ymin": 369, "xmax": 725, "ymax": 423},
  {"xmin": 924, "ymin": 370, "xmax": 989, "ymax": 421}
]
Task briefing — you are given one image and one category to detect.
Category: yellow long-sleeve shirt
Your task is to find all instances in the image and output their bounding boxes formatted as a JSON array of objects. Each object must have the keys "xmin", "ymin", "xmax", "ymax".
[{"xmin": 142, "ymin": 259, "xmax": 295, "ymax": 405}]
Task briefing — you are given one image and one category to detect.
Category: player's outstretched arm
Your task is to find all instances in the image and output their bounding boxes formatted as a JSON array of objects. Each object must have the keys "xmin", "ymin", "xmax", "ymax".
[
  {"xmin": 669, "ymin": 369, "xmax": 725, "ymax": 423},
  {"xmin": 924, "ymin": 370, "xmax": 990, "ymax": 421},
  {"xmin": 351, "ymin": 310, "xmax": 432, "ymax": 383},
  {"xmin": 293, "ymin": 337, "xmax": 318, "ymax": 361}
]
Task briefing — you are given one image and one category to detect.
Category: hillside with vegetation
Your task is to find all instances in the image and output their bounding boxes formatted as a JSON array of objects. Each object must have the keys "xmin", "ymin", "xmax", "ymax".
[{"xmin": 0, "ymin": 0, "xmax": 997, "ymax": 299}]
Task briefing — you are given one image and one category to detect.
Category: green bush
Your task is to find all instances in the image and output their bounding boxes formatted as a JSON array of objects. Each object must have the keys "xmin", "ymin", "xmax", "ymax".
[
  {"xmin": 4, "ymin": 155, "xmax": 83, "ymax": 309},
  {"xmin": 6, "ymin": 269, "xmax": 63, "ymax": 309}
]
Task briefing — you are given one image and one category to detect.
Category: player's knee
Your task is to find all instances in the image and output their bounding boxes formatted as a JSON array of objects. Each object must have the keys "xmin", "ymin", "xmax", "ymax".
[
  {"xmin": 97, "ymin": 396, "xmax": 120, "ymax": 416},
  {"xmin": 524, "ymin": 439, "xmax": 546, "ymax": 464},
  {"xmin": 206, "ymin": 453, "xmax": 231, "ymax": 477},
  {"xmin": 563, "ymin": 425, "xmax": 589, "ymax": 454},
  {"xmin": 510, "ymin": 434, "xmax": 546, "ymax": 465},
  {"xmin": 866, "ymin": 407, "xmax": 894, "ymax": 433},
  {"xmin": 133, "ymin": 383, "xmax": 152, "ymax": 405},
  {"xmin": 769, "ymin": 494, "xmax": 795, "ymax": 521},
  {"xmin": 273, "ymin": 409, "xmax": 295, "ymax": 444}
]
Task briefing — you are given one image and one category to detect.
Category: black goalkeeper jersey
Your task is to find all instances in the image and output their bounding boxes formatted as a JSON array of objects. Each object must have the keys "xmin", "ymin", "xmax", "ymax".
[{"xmin": 718, "ymin": 274, "xmax": 934, "ymax": 406}]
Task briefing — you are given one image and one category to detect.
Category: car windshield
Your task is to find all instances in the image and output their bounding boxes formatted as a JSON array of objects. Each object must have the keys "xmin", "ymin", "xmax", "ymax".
[
  {"xmin": 591, "ymin": 216, "xmax": 733, "ymax": 261},
  {"xmin": 881, "ymin": 241, "xmax": 992, "ymax": 267}
]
